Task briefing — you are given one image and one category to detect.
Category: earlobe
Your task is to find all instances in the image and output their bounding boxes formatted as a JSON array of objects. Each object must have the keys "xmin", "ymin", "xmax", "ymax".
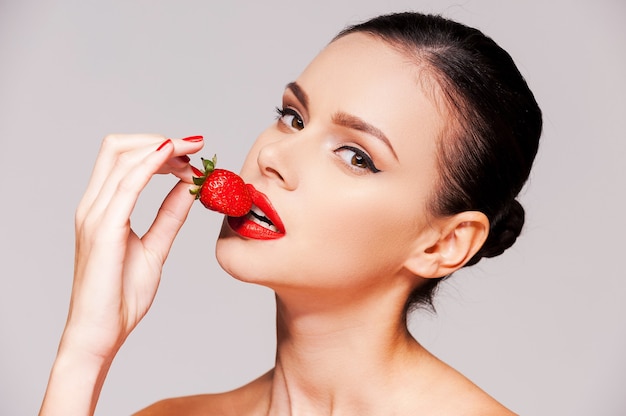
[{"xmin": 403, "ymin": 211, "xmax": 489, "ymax": 278}]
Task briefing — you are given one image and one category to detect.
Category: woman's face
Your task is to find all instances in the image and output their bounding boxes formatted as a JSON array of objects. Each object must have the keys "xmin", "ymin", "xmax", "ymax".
[{"xmin": 216, "ymin": 33, "xmax": 447, "ymax": 296}]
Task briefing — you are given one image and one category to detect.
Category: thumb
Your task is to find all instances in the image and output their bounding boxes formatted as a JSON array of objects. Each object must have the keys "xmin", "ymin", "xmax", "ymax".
[{"xmin": 142, "ymin": 180, "xmax": 196, "ymax": 263}]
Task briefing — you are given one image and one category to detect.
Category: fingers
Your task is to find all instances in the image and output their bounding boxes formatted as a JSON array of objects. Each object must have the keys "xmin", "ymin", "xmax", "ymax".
[
  {"xmin": 77, "ymin": 134, "xmax": 204, "ymax": 224},
  {"xmin": 65, "ymin": 135, "xmax": 206, "ymax": 363},
  {"xmin": 76, "ymin": 141, "xmax": 179, "ymax": 299},
  {"xmin": 142, "ymin": 180, "xmax": 196, "ymax": 264},
  {"xmin": 158, "ymin": 156, "xmax": 198, "ymax": 184},
  {"xmin": 94, "ymin": 140, "xmax": 179, "ymax": 237},
  {"xmin": 78, "ymin": 135, "xmax": 165, "ymax": 218},
  {"xmin": 83, "ymin": 140, "xmax": 172, "ymax": 224}
]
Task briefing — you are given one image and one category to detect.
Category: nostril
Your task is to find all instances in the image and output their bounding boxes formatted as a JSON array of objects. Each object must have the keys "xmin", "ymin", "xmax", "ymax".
[
  {"xmin": 265, "ymin": 167, "xmax": 284, "ymax": 182},
  {"xmin": 257, "ymin": 143, "xmax": 295, "ymax": 189}
]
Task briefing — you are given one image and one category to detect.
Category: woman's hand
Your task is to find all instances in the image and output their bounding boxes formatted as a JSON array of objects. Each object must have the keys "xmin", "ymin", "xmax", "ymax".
[
  {"xmin": 68, "ymin": 133, "xmax": 203, "ymax": 357},
  {"xmin": 40, "ymin": 134, "xmax": 205, "ymax": 416}
]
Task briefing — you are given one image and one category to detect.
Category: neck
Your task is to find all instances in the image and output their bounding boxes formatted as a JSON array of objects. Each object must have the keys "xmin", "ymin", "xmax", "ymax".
[{"xmin": 266, "ymin": 283, "xmax": 426, "ymax": 415}]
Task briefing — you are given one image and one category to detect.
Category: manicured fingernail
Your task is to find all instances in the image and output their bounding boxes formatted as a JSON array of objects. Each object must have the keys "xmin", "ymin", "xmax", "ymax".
[
  {"xmin": 182, "ymin": 135, "xmax": 203, "ymax": 142},
  {"xmin": 156, "ymin": 139, "xmax": 172, "ymax": 151},
  {"xmin": 191, "ymin": 166, "xmax": 204, "ymax": 177},
  {"xmin": 177, "ymin": 155, "xmax": 191, "ymax": 163}
]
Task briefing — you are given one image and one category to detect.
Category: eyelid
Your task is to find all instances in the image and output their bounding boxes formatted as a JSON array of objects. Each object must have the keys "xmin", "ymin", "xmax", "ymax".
[
  {"xmin": 335, "ymin": 145, "xmax": 381, "ymax": 173},
  {"xmin": 276, "ymin": 106, "xmax": 301, "ymax": 119},
  {"xmin": 276, "ymin": 106, "xmax": 305, "ymax": 130}
]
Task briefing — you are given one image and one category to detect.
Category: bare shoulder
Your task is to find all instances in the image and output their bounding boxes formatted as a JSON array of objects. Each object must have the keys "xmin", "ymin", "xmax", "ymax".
[
  {"xmin": 407, "ymin": 349, "xmax": 518, "ymax": 416},
  {"xmin": 132, "ymin": 370, "xmax": 273, "ymax": 416},
  {"xmin": 455, "ymin": 374, "xmax": 517, "ymax": 415},
  {"xmin": 415, "ymin": 379, "xmax": 517, "ymax": 416},
  {"xmin": 447, "ymin": 387, "xmax": 517, "ymax": 416}
]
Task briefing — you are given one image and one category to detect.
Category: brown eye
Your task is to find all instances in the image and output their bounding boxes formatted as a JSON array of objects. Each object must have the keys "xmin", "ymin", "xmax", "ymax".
[
  {"xmin": 335, "ymin": 146, "xmax": 381, "ymax": 173},
  {"xmin": 351, "ymin": 153, "xmax": 366, "ymax": 168},
  {"xmin": 276, "ymin": 107, "xmax": 305, "ymax": 131},
  {"xmin": 291, "ymin": 115, "xmax": 304, "ymax": 130}
]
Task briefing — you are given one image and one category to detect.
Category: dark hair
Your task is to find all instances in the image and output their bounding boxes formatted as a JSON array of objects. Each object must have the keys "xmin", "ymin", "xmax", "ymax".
[{"xmin": 336, "ymin": 12, "xmax": 542, "ymax": 311}]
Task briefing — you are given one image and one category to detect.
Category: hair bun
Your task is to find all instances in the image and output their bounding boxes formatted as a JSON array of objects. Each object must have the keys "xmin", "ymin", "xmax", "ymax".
[{"xmin": 467, "ymin": 200, "xmax": 525, "ymax": 266}]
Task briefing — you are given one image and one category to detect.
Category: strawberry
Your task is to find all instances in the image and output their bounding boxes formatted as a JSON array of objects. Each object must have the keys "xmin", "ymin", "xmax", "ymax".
[{"xmin": 190, "ymin": 155, "xmax": 252, "ymax": 217}]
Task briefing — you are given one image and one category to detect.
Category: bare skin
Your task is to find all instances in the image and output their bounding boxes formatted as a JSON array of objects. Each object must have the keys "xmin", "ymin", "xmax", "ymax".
[
  {"xmin": 40, "ymin": 33, "xmax": 516, "ymax": 416},
  {"xmin": 138, "ymin": 34, "xmax": 515, "ymax": 416},
  {"xmin": 136, "ymin": 339, "xmax": 514, "ymax": 416}
]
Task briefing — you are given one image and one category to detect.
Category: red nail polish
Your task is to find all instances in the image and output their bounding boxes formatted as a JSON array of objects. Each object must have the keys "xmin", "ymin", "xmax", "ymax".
[
  {"xmin": 191, "ymin": 166, "xmax": 204, "ymax": 177},
  {"xmin": 182, "ymin": 135, "xmax": 203, "ymax": 142},
  {"xmin": 157, "ymin": 139, "xmax": 172, "ymax": 151},
  {"xmin": 178, "ymin": 155, "xmax": 191, "ymax": 163}
]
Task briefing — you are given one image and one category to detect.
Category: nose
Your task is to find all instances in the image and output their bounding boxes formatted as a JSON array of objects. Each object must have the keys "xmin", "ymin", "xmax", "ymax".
[{"xmin": 256, "ymin": 138, "xmax": 298, "ymax": 191}]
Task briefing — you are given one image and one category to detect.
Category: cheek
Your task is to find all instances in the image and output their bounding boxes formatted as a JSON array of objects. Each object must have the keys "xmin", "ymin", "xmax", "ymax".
[
  {"xmin": 214, "ymin": 183, "xmax": 429, "ymax": 292},
  {"xmin": 291, "ymin": 183, "xmax": 424, "ymax": 282}
]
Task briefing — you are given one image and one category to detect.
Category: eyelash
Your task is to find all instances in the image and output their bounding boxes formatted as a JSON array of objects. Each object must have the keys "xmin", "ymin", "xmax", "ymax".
[
  {"xmin": 275, "ymin": 106, "xmax": 380, "ymax": 173},
  {"xmin": 275, "ymin": 106, "xmax": 304, "ymax": 130},
  {"xmin": 335, "ymin": 145, "xmax": 381, "ymax": 173}
]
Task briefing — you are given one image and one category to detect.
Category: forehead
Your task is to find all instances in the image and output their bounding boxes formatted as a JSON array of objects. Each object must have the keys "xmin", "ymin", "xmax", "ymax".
[{"xmin": 294, "ymin": 33, "xmax": 447, "ymax": 162}]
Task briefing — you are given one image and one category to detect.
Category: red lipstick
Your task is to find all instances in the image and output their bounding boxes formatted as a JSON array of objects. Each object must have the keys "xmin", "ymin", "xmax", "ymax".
[{"xmin": 227, "ymin": 184, "xmax": 285, "ymax": 240}]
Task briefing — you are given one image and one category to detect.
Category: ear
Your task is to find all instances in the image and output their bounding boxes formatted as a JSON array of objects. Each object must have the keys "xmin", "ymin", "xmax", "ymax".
[{"xmin": 403, "ymin": 211, "xmax": 489, "ymax": 279}]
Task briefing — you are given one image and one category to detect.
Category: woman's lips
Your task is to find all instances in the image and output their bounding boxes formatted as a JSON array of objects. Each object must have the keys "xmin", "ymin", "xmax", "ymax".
[{"xmin": 227, "ymin": 184, "xmax": 285, "ymax": 240}]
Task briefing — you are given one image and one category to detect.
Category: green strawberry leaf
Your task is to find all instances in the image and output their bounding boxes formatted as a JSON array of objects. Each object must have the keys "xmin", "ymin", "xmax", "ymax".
[{"xmin": 202, "ymin": 156, "xmax": 216, "ymax": 172}]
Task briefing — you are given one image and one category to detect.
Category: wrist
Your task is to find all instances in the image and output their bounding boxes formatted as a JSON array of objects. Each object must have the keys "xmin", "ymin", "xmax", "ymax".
[
  {"xmin": 40, "ymin": 340, "xmax": 116, "ymax": 416},
  {"xmin": 58, "ymin": 319, "xmax": 124, "ymax": 364}
]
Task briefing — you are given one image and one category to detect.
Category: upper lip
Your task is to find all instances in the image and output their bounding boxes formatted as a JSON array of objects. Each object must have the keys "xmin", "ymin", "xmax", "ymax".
[{"xmin": 245, "ymin": 184, "xmax": 286, "ymax": 234}]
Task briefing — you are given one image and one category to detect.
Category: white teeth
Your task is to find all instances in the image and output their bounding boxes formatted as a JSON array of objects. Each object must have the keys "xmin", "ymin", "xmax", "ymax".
[
  {"xmin": 247, "ymin": 204, "xmax": 278, "ymax": 232},
  {"xmin": 251, "ymin": 205, "xmax": 265, "ymax": 217}
]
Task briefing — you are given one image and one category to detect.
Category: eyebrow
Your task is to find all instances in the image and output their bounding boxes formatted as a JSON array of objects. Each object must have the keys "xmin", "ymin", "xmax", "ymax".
[
  {"xmin": 332, "ymin": 112, "xmax": 398, "ymax": 161},
  {"xmin": 285, "ymin": 81, "xmax": 398, "ymax": 161},
  {"xmin": 286, "ymin": 82, "xmax": 309, "ymax": 110}
]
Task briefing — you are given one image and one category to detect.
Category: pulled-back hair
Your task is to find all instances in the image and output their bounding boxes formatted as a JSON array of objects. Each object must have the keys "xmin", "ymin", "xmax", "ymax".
[{"xmin": 336, "ymin": 12, "xmax": 542, "ymax": 311}]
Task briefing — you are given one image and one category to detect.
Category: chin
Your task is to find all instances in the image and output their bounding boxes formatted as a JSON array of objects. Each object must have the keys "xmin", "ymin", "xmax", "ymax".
[
  {"xmin": 215, "ymin": 225, "xmax": 268, "ymax": 285},
  {"xmin": 215, "ymin": 223, "xmax": 245, "ymax": 282}
]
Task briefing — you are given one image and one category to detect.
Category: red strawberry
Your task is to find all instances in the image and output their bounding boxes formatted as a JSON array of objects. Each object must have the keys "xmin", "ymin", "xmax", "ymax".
[{"xmin": 190, "ymin": 155, "xmax": 252, "ymax": 217}]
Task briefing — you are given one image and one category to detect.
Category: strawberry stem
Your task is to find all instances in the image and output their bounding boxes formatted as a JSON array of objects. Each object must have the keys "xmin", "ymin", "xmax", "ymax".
[{"xmin": 189, "ymin": 154, "xmax": 218, "ymax": 198}]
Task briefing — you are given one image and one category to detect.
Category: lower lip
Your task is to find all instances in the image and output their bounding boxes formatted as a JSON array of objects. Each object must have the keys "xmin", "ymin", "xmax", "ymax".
[{"xmin": 227, "ymin": 215, "xmax": 285, "ymax": 240}]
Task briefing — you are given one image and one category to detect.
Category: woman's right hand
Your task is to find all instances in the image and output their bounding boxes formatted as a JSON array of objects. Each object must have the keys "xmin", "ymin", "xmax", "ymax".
[{"xmin": 40, "ymin": 134, "xmax": 205, "ymax": 416}]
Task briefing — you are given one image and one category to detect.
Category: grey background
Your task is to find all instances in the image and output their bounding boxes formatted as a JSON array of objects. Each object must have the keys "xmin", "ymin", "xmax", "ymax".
[{"xmin": 1, "ymin": 0, "xmax": 624, "ymax": 415}]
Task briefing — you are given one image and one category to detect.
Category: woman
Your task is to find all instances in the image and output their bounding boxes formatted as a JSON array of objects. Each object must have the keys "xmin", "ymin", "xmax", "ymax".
[{"xmin": 40, "ymin": 12, "xmax": 541, "ymax": 415}]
